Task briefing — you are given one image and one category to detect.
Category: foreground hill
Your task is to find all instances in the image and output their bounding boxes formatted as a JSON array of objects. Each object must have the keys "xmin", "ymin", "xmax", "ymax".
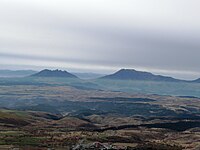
[
  {"xmin": 101, "ymin": 69, "xmax": 182, "ymax": 82},
  {"xmin": 31, "ymin": 69, "xmax": 78, "ymax": 78}
]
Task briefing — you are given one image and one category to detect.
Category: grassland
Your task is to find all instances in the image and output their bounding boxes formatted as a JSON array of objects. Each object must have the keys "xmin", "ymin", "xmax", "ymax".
[{"xmin": 0, "ymin": 77, "xmax": 199, "ymax": 149}]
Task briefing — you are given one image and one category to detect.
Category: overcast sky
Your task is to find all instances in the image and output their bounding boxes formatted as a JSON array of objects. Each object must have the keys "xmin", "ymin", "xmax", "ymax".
[{"xmin": 0, "ymin": 0, "xmax": 200, "ymax": 79}]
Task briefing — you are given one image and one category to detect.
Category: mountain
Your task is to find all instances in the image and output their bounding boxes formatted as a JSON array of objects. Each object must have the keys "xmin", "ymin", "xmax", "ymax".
[
  {"xmin": 31, "ymin": 69, "xmax": 78, "ymax": 78},
  {"xmin": 0, "ymin": 70, "xmax": 37, "ymax": 77},
  {"xmin": 101, "ymin": 69, "xmax": 182, "ymax": 82},
  {"xmin": 192, "ymin": 78, "xmax": 200, "ymax": 83}
]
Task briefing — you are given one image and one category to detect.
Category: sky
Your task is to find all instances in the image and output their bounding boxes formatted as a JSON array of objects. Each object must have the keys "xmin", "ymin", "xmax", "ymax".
[{"xmin": 0, "ymin": 0, "xmax": 200, "ymax": 80}]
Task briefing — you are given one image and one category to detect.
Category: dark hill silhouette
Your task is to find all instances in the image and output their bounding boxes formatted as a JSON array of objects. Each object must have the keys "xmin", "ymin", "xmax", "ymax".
[
  {"xmin": 31, "ymin": 69, "xmax": 78, "ymax": 78},
  {"xmin": 101, "ymin": 69, "xmax": 182, "ymax": 82}
]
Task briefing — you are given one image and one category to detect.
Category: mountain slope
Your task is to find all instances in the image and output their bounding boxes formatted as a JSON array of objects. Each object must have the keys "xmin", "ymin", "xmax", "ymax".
[
  {"xmin": 192, "ymin": 78, "xmax": 200, "ymax": 83},
  {"xmin": 101, "ymin": 69, "xmax": 182, "ymax": 82},
  {"xmin": 31, "ymin": 69, "xmax": 78, "ymax": 78}
]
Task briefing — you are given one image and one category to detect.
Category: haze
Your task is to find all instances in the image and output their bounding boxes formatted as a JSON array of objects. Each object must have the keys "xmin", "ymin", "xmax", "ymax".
[{"xmin": 0, "ymin": 0, "xmax": 200, "ymax": 79}]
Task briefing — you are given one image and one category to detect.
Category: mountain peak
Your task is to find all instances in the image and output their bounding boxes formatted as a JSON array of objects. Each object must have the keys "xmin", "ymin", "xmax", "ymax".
[
  {"xmin": 101, "ymin": 69, "xmax": 180, "ymax": 82},
  {"xmin": 117, "ymin": 69, "xmax": 152, "ymax": 75},
  {"xmin": 118, "ymin": 69, "xmax": 136, "ymax": 72},
  {"xmin": 31, "ymin": 69, "xmax": 78, "ymax": 78}
]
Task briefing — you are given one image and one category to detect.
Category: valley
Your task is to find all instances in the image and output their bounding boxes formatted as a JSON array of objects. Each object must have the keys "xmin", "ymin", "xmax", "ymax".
[{"xmin": 0, "ymin": 76, "xmax": 199, "ymax": 149}]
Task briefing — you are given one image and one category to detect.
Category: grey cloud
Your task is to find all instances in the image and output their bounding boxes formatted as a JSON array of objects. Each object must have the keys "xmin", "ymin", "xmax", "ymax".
[{"xmin": 0, "ymin": 0, "xmax": 200, "ymax": 79}]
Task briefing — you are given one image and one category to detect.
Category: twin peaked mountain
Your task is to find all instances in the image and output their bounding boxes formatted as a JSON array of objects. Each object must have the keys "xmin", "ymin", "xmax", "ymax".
[
  {"xmin": 31, "ymin": 69, "xmax": 194, "ymax": 82},
  {"xmin": 31, "ymin": 69, "xmax": 78, "ymax": 78}
]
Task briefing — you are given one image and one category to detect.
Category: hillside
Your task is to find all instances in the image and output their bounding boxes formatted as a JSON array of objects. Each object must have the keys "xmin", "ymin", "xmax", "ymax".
[
  {"xmin": 193, "ymin": 78, "xmax": 200, "ymax": 83},
  {"xmin": 101, "ymin": 69, "xmax": 182, "ymax": 82},
  {"xmin": 31, "ymin": 69, "xmax": 78, "ymax": 78}
]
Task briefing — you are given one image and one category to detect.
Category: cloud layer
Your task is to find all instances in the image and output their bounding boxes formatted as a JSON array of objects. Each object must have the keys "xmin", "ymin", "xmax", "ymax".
[{"xmin": 0, "ymin": 0, "xmax": 200, "ymax": 79}]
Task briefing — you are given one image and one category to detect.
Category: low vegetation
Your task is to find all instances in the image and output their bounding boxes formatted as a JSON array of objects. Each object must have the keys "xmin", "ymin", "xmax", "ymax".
[{"xmin": 0, "ymin": 77, "xmax": 199, "ymax": 149}]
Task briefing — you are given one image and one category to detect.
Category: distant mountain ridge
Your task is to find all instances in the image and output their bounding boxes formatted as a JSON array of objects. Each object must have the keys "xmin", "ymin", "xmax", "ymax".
[
  {"xmin": 0, "ymin": 70, "xmax": 37, "ymax": 77},
  {"xmin": 1, "ymin": 69, "xmax": 200, "ymax": 83},
  {"xmin": 31, "ymin": 69, "xmax": 78, "ymax": 78},
  {"xmin": 101, "ymin": 69, "xmax": 183, "ymax": 82}
]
